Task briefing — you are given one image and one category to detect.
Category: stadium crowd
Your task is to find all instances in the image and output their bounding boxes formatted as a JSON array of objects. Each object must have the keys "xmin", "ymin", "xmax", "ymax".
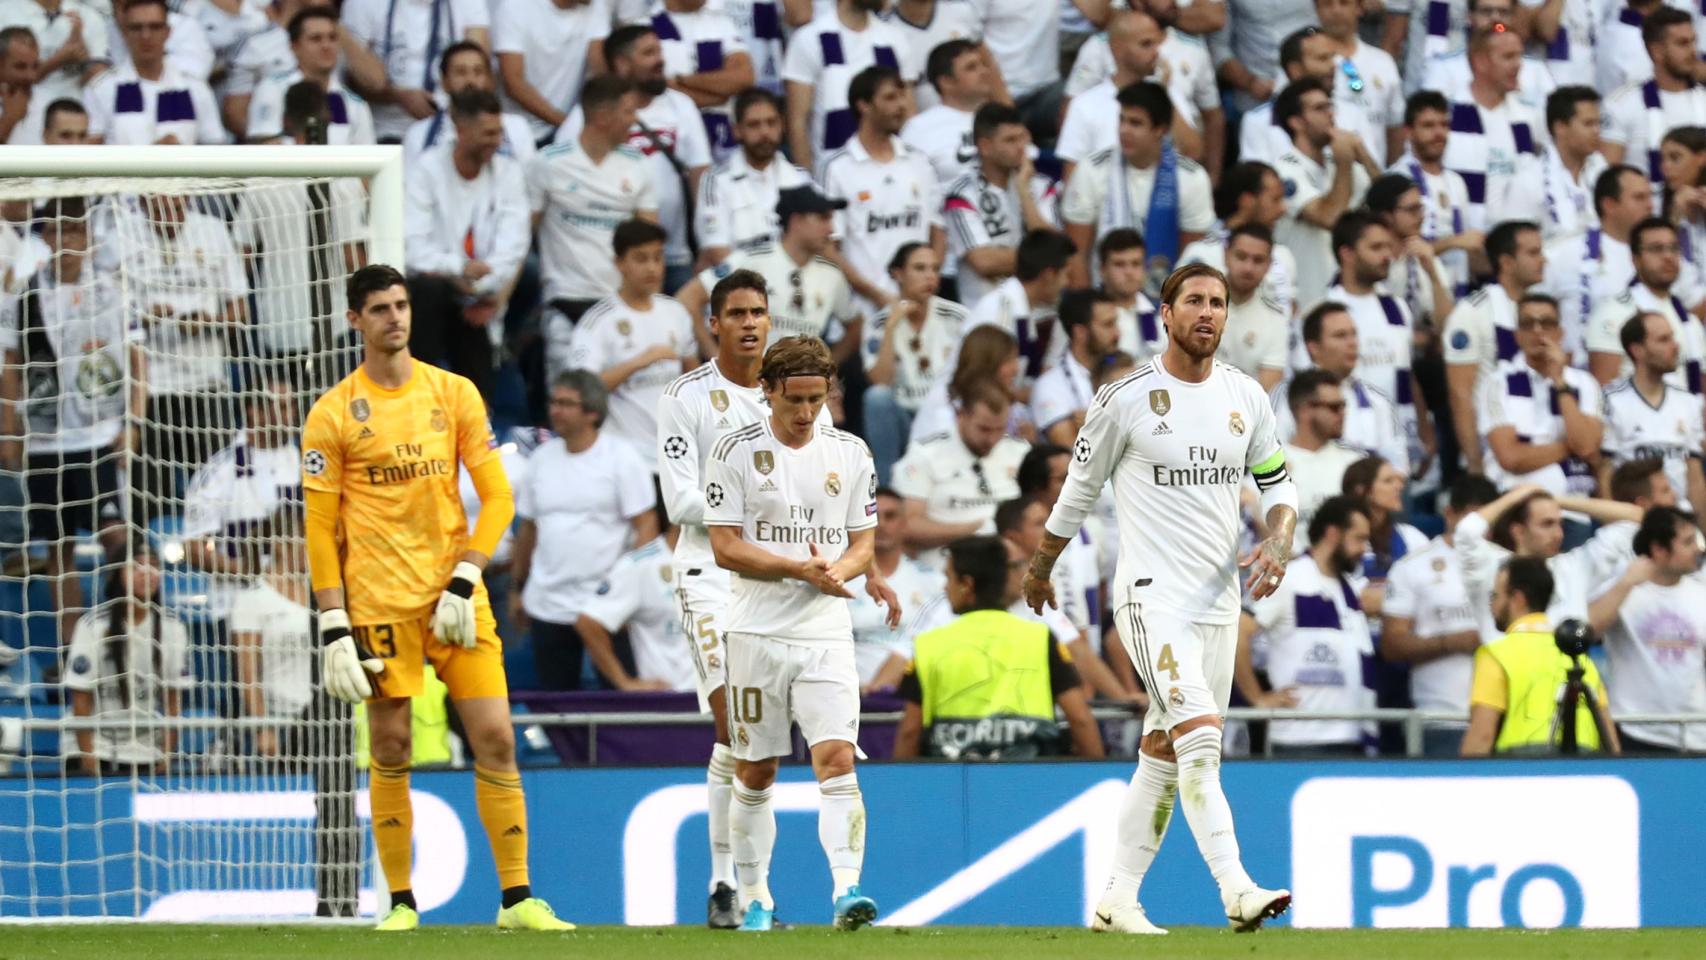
[{"xmin": 2, "ymin": 0, "xmax": 1706, "ymax": 771}]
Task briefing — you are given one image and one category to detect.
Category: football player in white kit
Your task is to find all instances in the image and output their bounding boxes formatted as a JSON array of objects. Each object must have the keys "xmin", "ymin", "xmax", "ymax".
[
  {"xmin": 703, "ymin": 335, "xmax": 900, "ymax": 933},
  {"xmin": 657, "ymin": 268, "xmax": 791, "ymax": 927},
  {"xmin": 1022, "ymin": 263, "xmax": 1299, "ymax": 935}
]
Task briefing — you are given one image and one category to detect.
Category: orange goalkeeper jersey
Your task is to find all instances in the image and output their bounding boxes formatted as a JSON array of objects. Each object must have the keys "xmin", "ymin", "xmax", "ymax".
[{"xmin": 301, "ymin": 362, "xmax": 498, "ymax": 624}]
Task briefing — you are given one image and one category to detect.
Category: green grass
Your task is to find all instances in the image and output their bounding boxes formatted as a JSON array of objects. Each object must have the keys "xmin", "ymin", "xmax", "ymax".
[{"xmin": 4, "ymin": 925, "xmax": 1706, "ymax": 960}]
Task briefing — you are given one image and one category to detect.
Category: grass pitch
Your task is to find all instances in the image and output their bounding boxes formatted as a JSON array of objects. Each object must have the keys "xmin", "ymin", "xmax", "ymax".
[{"xmin": 4, "ymin": 925, "xmax": 1705, "ymax": 960}]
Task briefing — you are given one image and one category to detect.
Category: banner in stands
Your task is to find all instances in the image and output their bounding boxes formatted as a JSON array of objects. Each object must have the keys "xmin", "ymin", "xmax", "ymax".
[{"xmin": 0, "ymin": 759, "xmax": 1696, "ymax": 927}]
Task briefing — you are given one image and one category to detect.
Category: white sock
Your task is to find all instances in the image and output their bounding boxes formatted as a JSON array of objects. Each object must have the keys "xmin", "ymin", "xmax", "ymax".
[
  {"xmin": 730, "ymin": 781, "xmax": 776, "ymax": 910},
  {"xmin": 1105, "ymin": 754, "xmax": 1178, "ymax": 902},
  {"xmin": 1172, "ymin": 726, "xmax": 1253, "ymax": 896},
  {"xmin": 706, "ymin": 743, "xmax": 737, "ymax": 891},
  {"xmin": 817, "ymin": 773, "xmax": 866, "ymax": 899}
]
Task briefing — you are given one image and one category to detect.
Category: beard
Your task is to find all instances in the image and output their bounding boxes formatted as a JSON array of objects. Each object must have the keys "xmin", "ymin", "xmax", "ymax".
[
  {"xmin": 639, "ymin": 76, "xmax": 668, "ymax": 96},
  {"xmin": 854, "ymin": 0, "xmax": 885, "ymax": 11},
  {"xmin": 1169, "ymin": 323, "xmax": 1222, "ymax": 359},
  {"xmin": 1335, "ymin": 547, "xmax": 1363, "ymax": 576}
]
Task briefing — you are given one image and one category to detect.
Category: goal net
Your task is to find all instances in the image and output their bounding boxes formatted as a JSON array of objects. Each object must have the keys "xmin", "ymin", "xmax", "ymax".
[{"xmin": 0, "ymin": 147, "xmax": 402, "ymax": 920}]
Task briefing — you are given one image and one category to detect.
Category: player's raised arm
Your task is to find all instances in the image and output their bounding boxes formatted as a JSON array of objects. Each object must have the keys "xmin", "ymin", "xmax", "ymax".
[
  {"xmin": 1240, "ymin": 393, "xmax": 1299, "ymax": 600},
  {"xmin": 1025, "ymin": 388, "xmax": 1130, "ymax": 612}
]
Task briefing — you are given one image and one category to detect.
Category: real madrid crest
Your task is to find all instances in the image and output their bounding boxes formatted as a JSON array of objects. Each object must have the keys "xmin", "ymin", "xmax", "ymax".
[
  {"xmin": 710, "ymin": 389, "xmax": 730, "ymax": 412},
  {"xmin": 1149, "ymin": 389, "xmax": 1171, "ymax": 417},
  {"xmin": 825, "ymin": 471, "xmax": 841, "ymax": 496},
  {"xmin": 431, "ymin": 408, "xmax": 448, "ymax": 432},
  {"xmin": 617, "ymin": 319, "xmax": 632, "ymax": 337},
  {"xmin": 754, "ymin": 450, "xmax": 774, "ymax": 475},
  {"xmin": 350, "ymin": 398, "xmax": 370, "ymax": 422},
  {"xmin": 1229, "ymin": 411, "xmax": 1245, "ymax": 436}
]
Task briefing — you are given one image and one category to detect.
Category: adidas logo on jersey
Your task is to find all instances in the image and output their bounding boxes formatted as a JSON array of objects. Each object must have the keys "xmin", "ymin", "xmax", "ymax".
[
  {"xmin": 1153, "ymin": 421, "xmax": 1172, "ymax": 435},
  {"xmin": 503, "ymin": 824, "xmax": 525, "ymax": 837},
  {"xmin": 358, "ymin": 426, "xmax": 375, "ymax": 439},
  {"xmin": 716, "ymin": 417, "xmax": 730, "ymax": 428},
  {"xmin": 759, "ymin": 478, "xmax": 777, "ymax": 492},
  {"xmin": 375, "ymin": 817, "xmax": 404, "ymax": 828}
]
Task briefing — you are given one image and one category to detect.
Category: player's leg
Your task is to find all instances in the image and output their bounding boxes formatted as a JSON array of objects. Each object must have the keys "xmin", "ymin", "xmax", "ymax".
[
  {"xmin": 1092, "ymin": 603, "xmax": 1174, "ymax": 936},
  {"xmin": 1171, "ymin": 620, "xmax": 1288, "ymax": 931},
  {"xmin": 366, "ymin": 696, "xmax": 419, "ymax": 930},
  {"xmin": 437, "ymin": 611, "xmax": 573, "ymax": 930},
  {"xmin": 797, "ymin": 643, "xmax": 874, "ymax": 931},
  {"xmin": 725, "ymin": 632, "xmax": 794, "ymax": 930},
  {"xmin": 679, "ymin": 573, "xmax": 740, "ymax": 926}
]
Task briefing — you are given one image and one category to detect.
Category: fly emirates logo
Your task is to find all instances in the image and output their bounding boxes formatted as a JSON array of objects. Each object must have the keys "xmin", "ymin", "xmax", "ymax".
[
  {"xmin": 1153, "ymin": 445, "xmax": 1242, "ymax": 487},
  {"xmin": 754, "ymin": 504, "xmax": 845, "ymax": 545},
  {"xmin": 366, "ymin": 442, "xmax": 452, "ymax": 486}
]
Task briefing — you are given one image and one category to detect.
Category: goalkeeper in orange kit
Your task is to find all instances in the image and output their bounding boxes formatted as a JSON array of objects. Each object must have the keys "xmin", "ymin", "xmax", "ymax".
[{"xmin": 301, "ymin": 264, "xmax": 572, "ymax": 932}]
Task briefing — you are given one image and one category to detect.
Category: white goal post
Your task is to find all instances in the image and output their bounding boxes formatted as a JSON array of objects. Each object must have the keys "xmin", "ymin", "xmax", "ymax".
[{"xmin": 0, "ymin": 145, "xmax": 403, "ymax": 922}]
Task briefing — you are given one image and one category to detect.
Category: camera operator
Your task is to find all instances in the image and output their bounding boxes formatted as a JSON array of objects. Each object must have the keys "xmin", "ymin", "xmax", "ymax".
[
  {"xmin": 1460, "ymin": 557, "xmax": 1621, "ymax": 757},
  {"xmin": 1592, "ymin": 506, "xmax": 1706, "ymax": 753}
]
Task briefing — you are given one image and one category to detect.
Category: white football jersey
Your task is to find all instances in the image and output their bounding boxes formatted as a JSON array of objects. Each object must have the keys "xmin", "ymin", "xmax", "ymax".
[
  {"xmin": 703, "ymin": 419, "xmax": 878, "ymax": 642},
  {"xmin": 1045, "ymin": 358, "xmax": 1292, "ymax": 625},
  {"xmin": 1383, "ymin": 536, "xmax": 1479, "ymax": 714},
  {"xmin": 861, "ymin": 296, "xmax": 966, "ymax": 412},
  {"xmin": 1599, "ymin": 572, "xmax": 1706, "ymax": 750},
  {"xmin": 1600, "ymin": 377, "xmax": 1706, "ymax": 500},
  {"xmin": 564, "ymin": 294, "xmax": 697, "ymax": 470},
  {"xmin": 892, "ymin": 428, "xmax": 1029, "ymax": 565},
  {"xmin": 1476, "ymin": 358, "xmax": 1603, "ymax": 498},
  {"xmin": 1585, "ymin": 286, "xmax": 1706, "ymax": 393},
  {"xmin": 694, "ymin": 244, "xmax": 855, "ymax": 345},
  {"xmin": 657, "ymin": 360, "xmax": 833, "ymax": 578}
]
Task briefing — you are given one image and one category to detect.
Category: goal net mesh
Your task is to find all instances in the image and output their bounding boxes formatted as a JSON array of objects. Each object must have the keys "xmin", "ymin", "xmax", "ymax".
[{"xmin": 0, "ymin": 174, "xmax": 373, "ymax": 919}]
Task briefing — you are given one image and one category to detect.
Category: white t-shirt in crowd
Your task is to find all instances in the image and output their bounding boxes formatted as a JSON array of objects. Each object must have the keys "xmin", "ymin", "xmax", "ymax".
[
  {"xmin": 180, "ymin": 436, "xmax": 302, "ymax": 617},
  {"xmin": 845, "ymin": 554, "xmax": 946, "ymax": 682},
  {"xmin": 861, "ymin": 296, "xmax": 966, "ymax": 412},
  {"xmin": 525, "ymin": 138, "xmax": 658, "ymax": 303},
  {"xmin": 892, "ymin": 427, "xmax": 1029, "ymax": 568},
  {"xmin": 1275, "ymin": 147, "xmax": 1371, "ymax": 309},
  {"xmin": 1599, "ymin": 572, "xmax": 1706, "ymax": 750},
  {"xmin": 782, "ymin": 13, "xmax": 917, "ymax": 156},
  {"xmin": 84, "ymin": 62, "xmax": 226, "ymax": 145},
  {"xmin": 1476, "ymin": 358, "xmax": 1603, "ymax": 497},
  {"xmin": 517, "ymin": 432, "xmax": 654, "ymax": 624},
  {"xmin": 702, "ymin": 419, "xmax": 878, "ymax": 642},
  {"xmin": 1284, "ymin": 440, "xmax": 1365, "ymax": 553},
  {"xmin": 1383, "ymin": 535, "xmax": 1480, "ymax": 715},
  {"xmin": 247, "ymin": 71, "xmax": 376, "ymax": 144},
  {"xmin": 493, "ymin": 0, "xmax": 612, "ymax": 140},
  {"xmin": 560, "ymin": 294, "xmax": 696, "ymax": 470},
  {"xmin": 227, "ymin": 581, "xmax": 315, "ymax": 720},
  {"xmin": 119, "ymin": 209, "xmax": 249, "ymax": 396},
  {"xmin": 580, "ymin": 536, "xmax": 699, "ymax": 692},
  {"xmin": 1248, "ymin": 556, "xmax": 1375, "ymax": 747},
  {"xmin": 1217, "ymin": 293, "xmax": 1289, "ymax": 382},
  {"xmin": 461, "ymin": 440, "xmax": 531, "ymax": 568},
  {"xmin": 0, "ymin": 269, "xmax": 138, "ymax": 455},
  {"xmin": 341, "ymin": 0, "xmax": 491, "ymax": 139}
]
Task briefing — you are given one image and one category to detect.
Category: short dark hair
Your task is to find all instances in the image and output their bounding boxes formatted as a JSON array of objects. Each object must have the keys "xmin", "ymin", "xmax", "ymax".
[
  {"xmin": 1404, "ymin": 89, "xmax": 1450, "ymax": 126},
  {"xmin": 994, "ymin": 496, "xmax": 1041, "ymax": 536},
  {"xmin": 286, "ymin": 5, "xmax": 338, "ymax": 43},
  {"xmin": 1097, "ymin": 227, "xmax": 1145, "ymax": 264},
  {"xmin": 1275, "ymin": 76, "xmax": 1330, "ymax": 137},
  {"xmin": 1449, "ymin": 473, "xmax": 1500, "ymax": 513},
  {"xmin": 1302, "ymin": 301, "xmax": 1350, "ymax": 344},
  {"xmin": 282, "ymin": 80, "xmax": 328, "ymax": 135},
  {"xmin": 1610, "ymin": 458, "xmax": 1668, "ymax": 504},
  {"xmin": 438, "ymin": 40, "xmax": 486, "ymax": 78},
  {"xmin": 1287, "ymin": 367, "xmax": 1341, "ymax": 413},
  {"xmin": 886, "ymin": 241, "xmax": 930, "ymax": 274},
  {"xmin": 44, "ymin": 97, "xmax": 87, "ymax": 127},
  {"xmin": 1227, "ymin": 221, "xmax": 1274, "ymax": 251},
  {"xmin": 1116, "ymin": 81, "xmax": 1173, "ymax": 130},
  {"xmin": 1279, "ymin": 25, "xmax": 1322, "ymax": 73},
  {"xmin": 1058, "ymin": 287, "xmax": 1115, "ymax": 337},
  {"xmin": 926, "ymin": 38, "xmax": 981, "ymax": 93},
  {"xmin": 1309, "ymin": 494, "xmax": 1367, "ymax": 546},
  {"xmin": 1634, "ymin": 505, "xmax": 1698, "ymax": 556},
  {"xmin": 1643, "ymin": 5, "xmax": 1693, "ymax": 48},
  {"xmin": 1014, "ymin": 229, "xmax": 1077, "ymax": 282},
  {"xmin": 1631, "ymin": 215, "xmax": 1679, "ymax": 254},
  {"xmin": 1364, "ymin": 173, "xmax": 1419, "ymax": 217},
  {"xmin": 733, "ymin": 86, "xmax": 783, "ymax": 124},
  {"xmin": 710, "ymin": 267, "xmax": 768, "ymax": 318},
  {"xmin": 449, "ymin": 87, "xmax": 501, "ymax": 124},
  {"xmin": 1594, "ymin": 164, "xmax": 1646, "ymax": 220},
  {"xmin": 1214, "ymin": 161, "xmax": 1276, "ymax": 221},
  {"xmin": 972, "ymin": 102, "xmax": 1025, "ymax": 145},
  {"xmin": 613, "ymin": 218, "xmax": 667, "ymax": 257},
  {"xmin": 122, "ymin": 0, "xmax": 168, "ymax": 18},
  {"xmin": 604, "ymin": 24, "xmax": 655, "ymax": 65},
  {"xmin": 1331, "ymin": 209, "xmax": 1389, "ymax": 265},
  {"xmin": 946, "ymin": 535, "xmax": 1011, "ymax": 611},
  {"xmin": 1546, "ymin": 85, "xmax": 1601, "ymax": 136},
  {"xmin": 849, "ymin": 65, "xmax": 903, "ymax": 114},
  {"xmin": 1518, "ymin": 291, "xmax": 1561, "ymax": 316},
  {"xmin": 1621, "ymin": 310, "xmax": 1661, "ymax": 357},
  {"xmin": 346, "ymin": 263, "xmax": 407, "ymax": 314},
  {"xmin": 1485, "ymin": 220, "xmax": 1539, "ymax": 271},
  {"xmin": 1016, "ymin": 442, "xmax": 1069, "ymax": 497},
  {"xmin": 581, "ymin": 74, "xmax": 636, "ymax": 114},
  {"xmin": 1501, "ymin": 556, "xmax": 1555, "ymax": 615}
]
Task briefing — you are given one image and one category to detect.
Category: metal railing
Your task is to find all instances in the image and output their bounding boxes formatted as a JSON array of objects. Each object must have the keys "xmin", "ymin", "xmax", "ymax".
[{"xmin": 15, "ymin": 707, "xmax": 1706, "ymax": 762}]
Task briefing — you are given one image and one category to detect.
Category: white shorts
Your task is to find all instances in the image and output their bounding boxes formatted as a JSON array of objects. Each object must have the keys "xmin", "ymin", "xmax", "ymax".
[
  {"xmin": 725, "ymin": 632, "xmax": 861, "ymax": 761},
  {"xmin": 1113, "ymin": 602, "xmax": 1236, "ymax": 735},
  {"xmin": 675, "ymin": 566, "xmax": 731, "ymax": 712}
]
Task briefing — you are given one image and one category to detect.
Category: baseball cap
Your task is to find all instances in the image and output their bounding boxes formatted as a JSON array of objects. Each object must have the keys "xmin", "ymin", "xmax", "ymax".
[{"xmin": 776, "ymin": 184, "xmax": 847, "ymax": 221}]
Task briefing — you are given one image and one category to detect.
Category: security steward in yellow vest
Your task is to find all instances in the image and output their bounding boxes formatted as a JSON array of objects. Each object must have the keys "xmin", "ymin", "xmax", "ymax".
[
  {"xmin": 893, "ymin": 536, "xmax": 1104, "ymax": 760},
  {"xmin": 1461, "ymin": 557, "xmax": 1620, "ymax": 756}
]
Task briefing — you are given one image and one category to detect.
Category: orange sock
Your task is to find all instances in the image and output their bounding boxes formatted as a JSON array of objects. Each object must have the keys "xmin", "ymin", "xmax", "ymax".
[
  {"xmin": 474, "ymin": 764, "xmax": 529, "ymax": 891},
  {"xmin": 369, "ymin": 761, "xmax": 414, "ymax": 895}
]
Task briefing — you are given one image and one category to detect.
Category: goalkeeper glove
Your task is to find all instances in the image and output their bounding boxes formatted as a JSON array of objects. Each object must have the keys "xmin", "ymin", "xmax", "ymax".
[
  {"xmin": 432, "ymin": 561, "xmax": 482, "ymax": 649},
  {"xmin": 320, "ymin": 609, "xmax": 383, "ymax": 703}
]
